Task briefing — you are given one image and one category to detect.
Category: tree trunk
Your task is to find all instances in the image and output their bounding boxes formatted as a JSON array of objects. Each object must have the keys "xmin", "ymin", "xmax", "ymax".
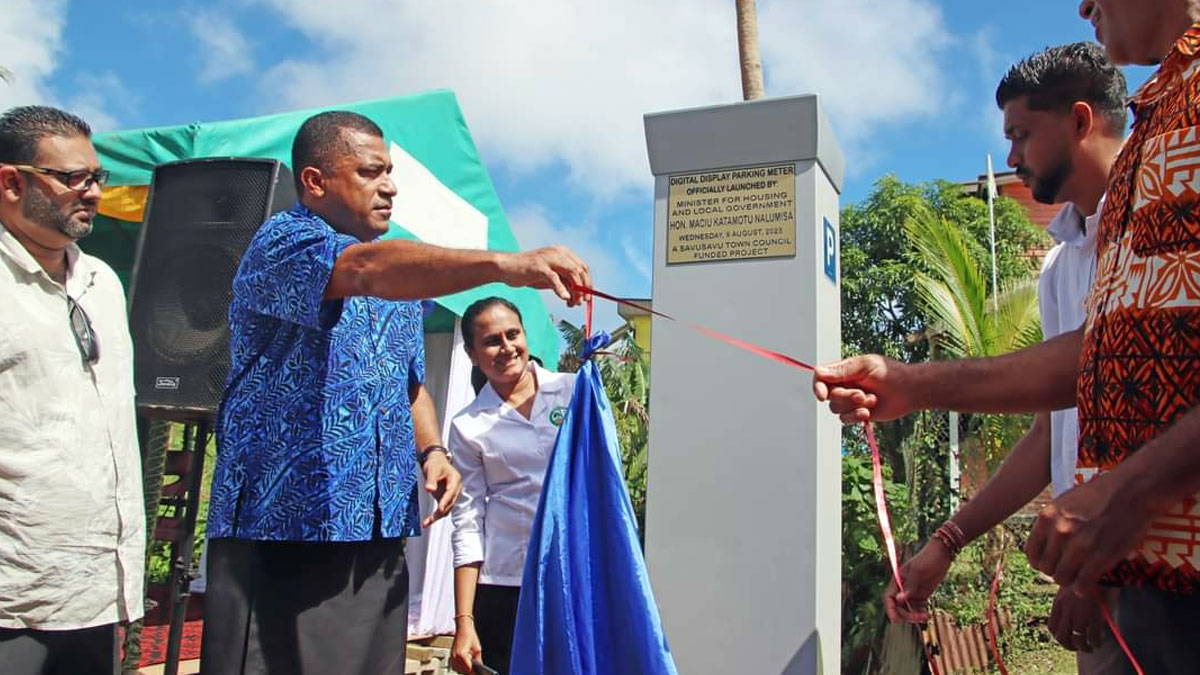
[{"xmin": 735, "ymin": 0, "xmax": 765, "ymax": 100}]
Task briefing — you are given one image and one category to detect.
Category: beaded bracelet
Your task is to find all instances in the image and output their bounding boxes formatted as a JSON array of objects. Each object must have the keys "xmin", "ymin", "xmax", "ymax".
[{"xmin": 932, "ymin": 520, "xmax": 967, "ymax": 557}]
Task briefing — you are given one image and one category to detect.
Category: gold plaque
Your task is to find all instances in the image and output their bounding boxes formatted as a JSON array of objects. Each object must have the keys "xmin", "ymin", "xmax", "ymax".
[{"xmin": 666, "ymin": 163, "xmax": 796, "ymax": 264}]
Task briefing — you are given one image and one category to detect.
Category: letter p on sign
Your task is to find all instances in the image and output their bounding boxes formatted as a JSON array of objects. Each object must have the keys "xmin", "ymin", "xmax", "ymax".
[{"xmin": 822, "ymin": 218, "xmax": 837, "ymax": 283}]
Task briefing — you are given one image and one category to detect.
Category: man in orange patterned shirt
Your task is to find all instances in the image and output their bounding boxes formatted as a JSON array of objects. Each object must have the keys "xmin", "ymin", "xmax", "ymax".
[{"xmin": 814, "ymin": 2, "xmax": 1200, "ymax": 668}]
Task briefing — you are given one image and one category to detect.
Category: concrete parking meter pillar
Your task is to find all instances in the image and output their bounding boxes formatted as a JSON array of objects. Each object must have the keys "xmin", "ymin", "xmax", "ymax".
[{"xmin": 643, "ymin": 95, "xmax": 843, "ymax": 675}]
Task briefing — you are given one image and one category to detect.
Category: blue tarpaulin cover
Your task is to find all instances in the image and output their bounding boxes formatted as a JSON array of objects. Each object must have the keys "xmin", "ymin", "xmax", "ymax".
[{"xmin": 509, "ymin": 333, "xmax": 678, "ymax": 675}]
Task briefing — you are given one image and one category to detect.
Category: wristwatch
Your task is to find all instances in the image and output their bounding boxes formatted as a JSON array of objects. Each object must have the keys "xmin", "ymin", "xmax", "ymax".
[{"xmin": 419, "ymin": 444, "xmax": 452, "ymax": 466}]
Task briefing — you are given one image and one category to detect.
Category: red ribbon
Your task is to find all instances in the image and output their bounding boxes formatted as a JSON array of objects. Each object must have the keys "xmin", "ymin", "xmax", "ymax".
[
  {"xmin": 1099, "ymin": 590, "xmax": 1144, "ymax": 675},
  {"xmin": 865, "ymin": 423, "xmax": 942, "ymax": 675},
  {"xmin": 576, "ymin": 284, "xmax": 1141, "ymax": 674},
  {"xmin": 579, "ymin": 285, "xmax": 815, "ymax": 372}
]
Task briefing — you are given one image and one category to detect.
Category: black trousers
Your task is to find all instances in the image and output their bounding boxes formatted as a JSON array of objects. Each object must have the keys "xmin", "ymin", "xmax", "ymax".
[
  {"xmin": 474, "ymin": 584, "xmax": 521, "ymax": 675},
  {"xmin": 200, "ymin": 536, "xmax": 409, "ymax": 675},
  {"xmin": 0, "ymin": 624, "xmax": 117, "ymax": 675},
  {"xmin": 1110, "ymin": 585, "xmax": 1200, "ymax": 675}
]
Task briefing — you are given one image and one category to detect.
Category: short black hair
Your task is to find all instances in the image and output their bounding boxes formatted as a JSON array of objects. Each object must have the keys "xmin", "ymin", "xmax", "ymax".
[
  {"xmin": 291, "ymin": 110, "xmax": 384, "ymax": 193},
  {"xmin": 461, "ymin": 296, "xmax": 524, "ymax": 351},
  {"xmin": 996, "ymin": 42, "xmax": 1128, "ymax": 135},
  {"xmin": 0, "ymin": 105, "xmax": 92, "ymax": 164}
]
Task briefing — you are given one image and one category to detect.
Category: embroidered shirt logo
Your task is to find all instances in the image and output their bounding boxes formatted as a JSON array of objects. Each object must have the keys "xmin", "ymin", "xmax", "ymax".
[{"xmin": 549, "ymin": 406, "xmax": 567, "ymax": 427}]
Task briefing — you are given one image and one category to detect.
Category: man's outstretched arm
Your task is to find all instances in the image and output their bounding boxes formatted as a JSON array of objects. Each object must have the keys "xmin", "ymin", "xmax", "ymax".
[
  {"xmin": 812, "ymin": 328, "xmax": 1083, "ymax": 423},
  {"xmin": 326, "ymin": 241, "xmax": 592, "ymax": 306}
]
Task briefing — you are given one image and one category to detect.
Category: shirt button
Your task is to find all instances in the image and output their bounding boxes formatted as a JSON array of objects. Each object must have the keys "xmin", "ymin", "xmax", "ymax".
[{"xmin": 380, "ymin": 407, "xmax": 389, "ymax": 415}]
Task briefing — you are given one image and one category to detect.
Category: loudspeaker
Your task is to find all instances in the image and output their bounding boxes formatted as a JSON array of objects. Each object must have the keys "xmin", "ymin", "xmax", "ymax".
[{"xmin": 128, "ymin": 158, "xmax": 296, "ymax": 420}]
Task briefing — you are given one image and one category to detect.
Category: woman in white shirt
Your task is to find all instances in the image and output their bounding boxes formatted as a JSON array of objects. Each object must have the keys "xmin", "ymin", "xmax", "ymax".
[{"xmin": 449, "ymin": 297, "xmax": 576, "ymax": 674}]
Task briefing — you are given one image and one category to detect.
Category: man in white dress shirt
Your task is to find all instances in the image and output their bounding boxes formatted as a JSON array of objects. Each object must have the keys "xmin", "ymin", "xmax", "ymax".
[
  {"xmin": 0, "ymin": 105, "xmax": 143, "ymax": 675},
  {"xmin": 876, "ymin": 43, "xmax": 1129, "ymax": 673}
]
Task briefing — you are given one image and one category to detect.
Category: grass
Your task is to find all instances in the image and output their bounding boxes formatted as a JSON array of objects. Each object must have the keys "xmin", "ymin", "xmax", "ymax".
[{"xmin": 1005, "ymin": 646, "xmax": 1077, "ymax": 674}]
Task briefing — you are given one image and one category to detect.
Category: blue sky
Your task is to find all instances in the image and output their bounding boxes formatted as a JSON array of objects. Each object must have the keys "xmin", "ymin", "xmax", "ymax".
[{"xmin": 0, "ymin": 0, "xmax": 1155, "ymax": 330}]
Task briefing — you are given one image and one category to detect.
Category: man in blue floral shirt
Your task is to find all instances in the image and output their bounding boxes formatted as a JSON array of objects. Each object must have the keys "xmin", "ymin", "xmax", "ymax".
[{"xmin": 200, "ymin": 111, "xmax": 590, "ymax": 675}]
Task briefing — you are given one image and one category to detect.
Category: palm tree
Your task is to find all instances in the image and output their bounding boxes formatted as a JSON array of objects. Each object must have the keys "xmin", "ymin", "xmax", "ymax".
[
  {"xmin": 596, "ymin": 335, "xmax": 650, "ymax": 538},
  {"xmin": 906, "ymin": 204, "xmax": 1041, "ymax": 473},
  {"xmin": 736, "ymin": 0, "xmax": 765, "ymax": 100},
  {"xmin": 905, "ymin": 202, "xmax": 1042, "ymax": 627},
  {"xmin": 0, "ymin": 67, "xmax": 13, "ymax": 84},
  {"xmin": 556, "ymin": 319, "xmax": 585, "ymax": 373},
  {"xmin": 556, "ymin": 320, "xmax": 650, "ymax": 539},
  {"xmin": 907, "ymin": 206, "xmax": 1041, "ymax": 362}
]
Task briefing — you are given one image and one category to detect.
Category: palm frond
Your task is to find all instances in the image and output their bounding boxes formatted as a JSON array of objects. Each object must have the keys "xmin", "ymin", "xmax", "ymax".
[
  {"xmin": 905, "ymin": 207, "xmax": 992, "ymax": 358},
  {"xmin": 990, "ymin": 279, "xmax": 1043, "ymax": 354},
  {"xmin": 906, "ymin": 206, "xmax": 989, "ymax": 320},
  {"xmin": 557, "ymin": 320, "xmax": 585, "ymax": 372},
  {"xmin": 913, "ymin": 272, "xmax": 973, "ymax": 358}
]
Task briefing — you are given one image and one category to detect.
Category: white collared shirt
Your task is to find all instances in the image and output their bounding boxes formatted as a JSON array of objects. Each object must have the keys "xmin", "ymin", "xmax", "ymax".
[
  {"xmin": 0, "ymin": 220, "xmax": 144, "ymax": 629},
  {"xmin": 449, "ymin": 364, "xmax": 575, "ymax": 586},
  {"xmin": 1039, "ymin": 198, "xmax": 1101, "ymax": 497}
]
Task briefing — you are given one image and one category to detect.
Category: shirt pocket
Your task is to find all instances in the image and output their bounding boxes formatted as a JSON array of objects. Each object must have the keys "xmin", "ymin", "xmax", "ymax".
[{"xmin": 1130, "ymin": 125, "xmax": 1200, "ymax": 256}]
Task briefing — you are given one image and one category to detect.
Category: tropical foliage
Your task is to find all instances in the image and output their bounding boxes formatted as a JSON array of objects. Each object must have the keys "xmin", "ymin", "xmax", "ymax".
[
  {"xmin": 557, "ymin": 320, "xmax": 651, "ymax": 538},
  {"xmin": 906, "ymin": 204, "xmax": 1043, "ymax": 473},
  {"xmin": 838, "ymin": 176, "xmax": 1048, "ymax": 672}
]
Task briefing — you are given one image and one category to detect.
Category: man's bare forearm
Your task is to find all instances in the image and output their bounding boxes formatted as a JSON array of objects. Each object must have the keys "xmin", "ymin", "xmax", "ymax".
[
  {"xmin": 326, "ymin": 240, "xmax": 507, "ymax": 301},
  {"xmin": 950, "ymin": 412, "xmax": 1052, "ymax": 542},
  {"xmin": 410, "ymin": 383, "xmax": 442, "ymax": 457},
  {"xmin": 911, "ymin": 329, "xmax": 1082, "ymax": 414}
]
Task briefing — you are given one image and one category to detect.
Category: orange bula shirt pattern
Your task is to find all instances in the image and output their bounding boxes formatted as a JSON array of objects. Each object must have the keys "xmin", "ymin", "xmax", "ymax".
[{"xmin": 1078, "ymin": 24, "xmax": 1200, "ymax": 594}]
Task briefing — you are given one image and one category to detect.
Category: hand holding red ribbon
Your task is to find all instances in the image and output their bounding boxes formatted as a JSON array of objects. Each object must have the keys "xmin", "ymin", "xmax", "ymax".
[{"xmin": 573, "ymin": 283, "xmax": 1141, "ymax": 674}]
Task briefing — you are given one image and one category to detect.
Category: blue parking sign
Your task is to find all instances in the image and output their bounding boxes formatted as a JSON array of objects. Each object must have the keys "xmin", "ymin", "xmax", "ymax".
[{"xmin": 823, "ymin": 218, "xmax": 837, "ymax": 283}]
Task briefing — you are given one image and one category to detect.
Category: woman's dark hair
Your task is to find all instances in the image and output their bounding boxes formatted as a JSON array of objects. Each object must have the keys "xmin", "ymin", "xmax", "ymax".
[
  {"xmin": 470, "ymin": 367, "xmax": 488, "ymax": 394},
  {"xmin": 462, "ymin": 297, "xmax": 524, "ymax": 393},
  {"xmin": 461, "ymin": 296, "xmax": 523, "ymax": 350}
]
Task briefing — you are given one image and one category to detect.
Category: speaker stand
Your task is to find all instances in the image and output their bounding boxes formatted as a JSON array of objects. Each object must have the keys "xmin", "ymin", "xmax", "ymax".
[{"xmin": 161, "ymin": 420, "xmax": 210, "ymax": 675}]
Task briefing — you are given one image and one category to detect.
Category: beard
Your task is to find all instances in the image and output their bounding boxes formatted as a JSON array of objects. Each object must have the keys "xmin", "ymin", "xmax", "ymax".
[
  {"xmin": 1029, "ymin": 155, "xmax": 1073, "ymax": 205},
  {"xmin": 22, "ymin": 187, "xmax": 92, "ymax": 240}
]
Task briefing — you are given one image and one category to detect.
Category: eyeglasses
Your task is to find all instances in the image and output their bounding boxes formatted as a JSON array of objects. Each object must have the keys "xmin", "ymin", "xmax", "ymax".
[
  {"xmin": 67, "ymin": 295, "xmax": 100, "ymax": 365},
  {"xmin": 10, "ymin": 164, "xmax": 110, "ymax": 192}
]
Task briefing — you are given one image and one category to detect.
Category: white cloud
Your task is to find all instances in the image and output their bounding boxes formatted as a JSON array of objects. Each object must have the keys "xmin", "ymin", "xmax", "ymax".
[
  {"xmin": 63, "ymin": 72, "xmax": 140, "ymax": 132},
  {"xmin": 758, "ymin": 0, "xmax": 954, "ymax": 159},
  {"xmin": 621, "ymin": 234, "xmax": 652, "ymax": 283},
  {"xmin": 0, "ymin": 0, "xmax": 127, "ymax": 131},
  {"xmin": 250, "ymin": 0, "xmax": 956, "ymax": 196},
  {"xmin": 0, "ymin": 0, "xmax": 68, "ymax": 109},
  {"xmin": 253, "ymin": 0, "xmax": 740, "ymax": 196},
  {"xmin": 190, "ymin": 10, "xmax": 255, "ymax": 83}
]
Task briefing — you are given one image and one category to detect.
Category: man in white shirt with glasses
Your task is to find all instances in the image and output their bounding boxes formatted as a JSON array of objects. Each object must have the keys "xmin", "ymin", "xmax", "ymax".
[{"xmin": 0, "ymin": 105, "xmax": 143, "ymax": 675}]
